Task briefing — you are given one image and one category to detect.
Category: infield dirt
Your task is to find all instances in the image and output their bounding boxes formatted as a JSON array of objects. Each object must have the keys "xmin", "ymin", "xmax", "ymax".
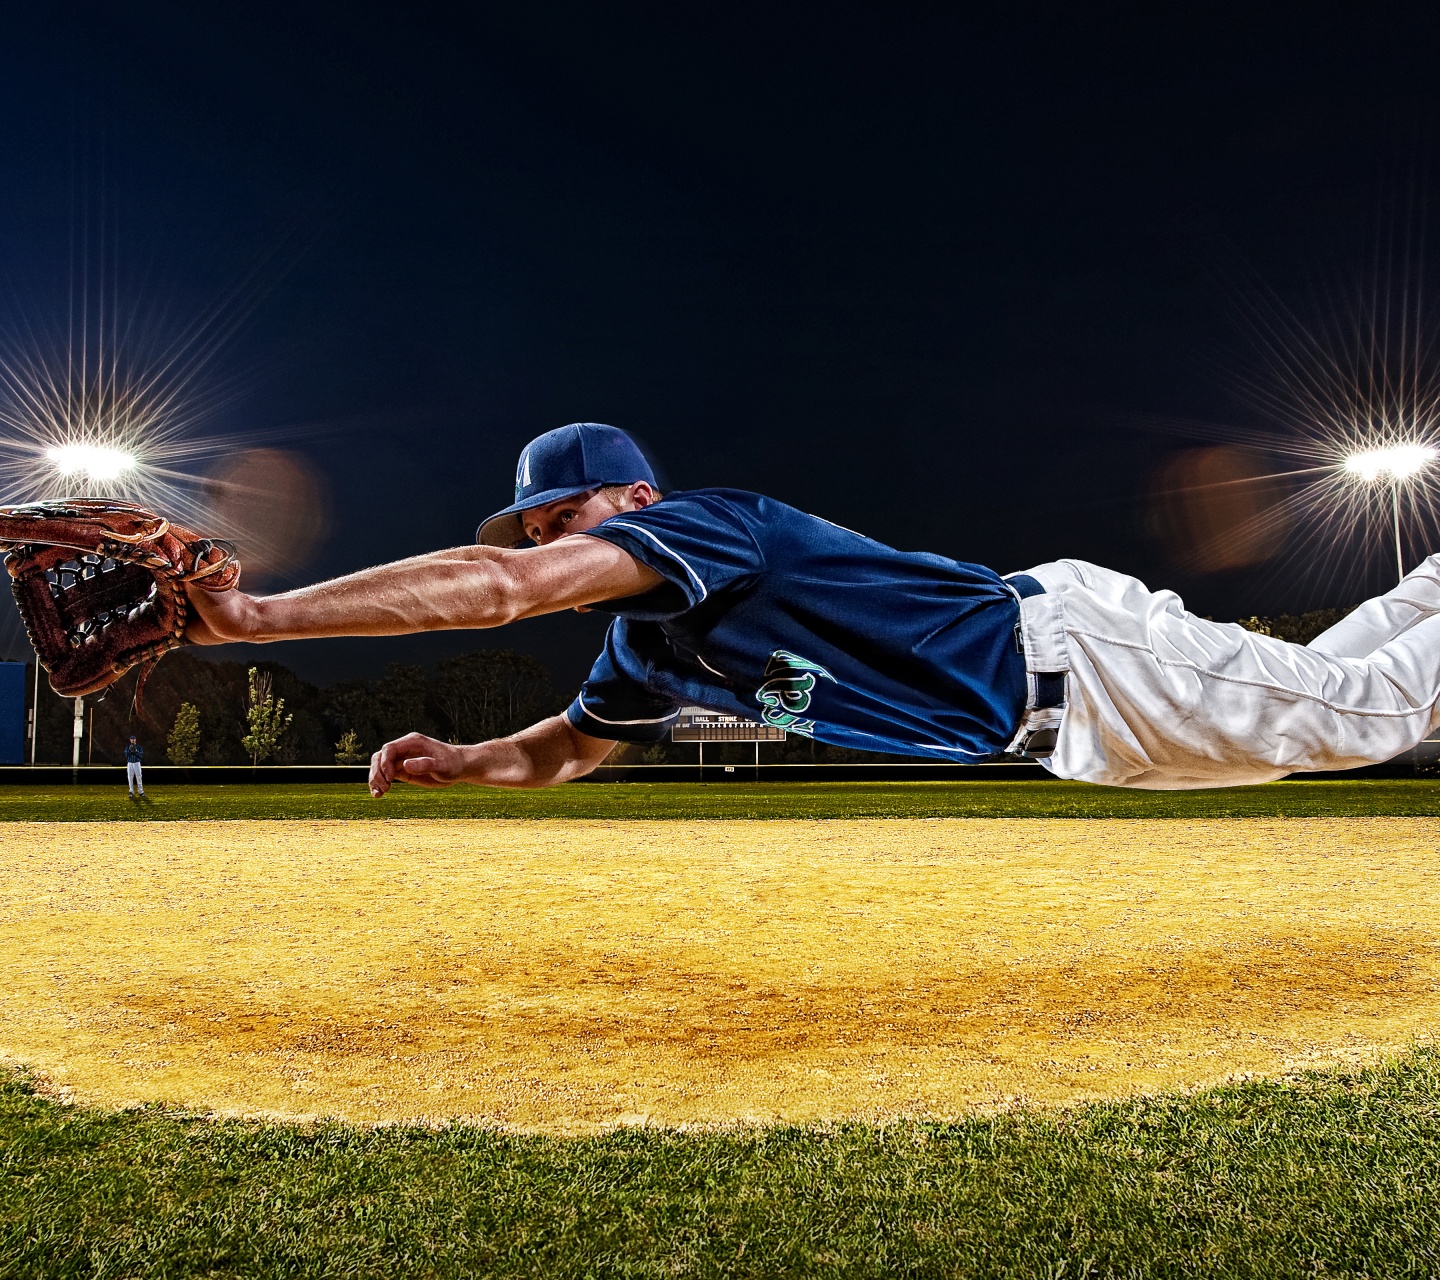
[{"xmin": 1, "ymin": 818, "xmax": 1437, "ymax": 1133}]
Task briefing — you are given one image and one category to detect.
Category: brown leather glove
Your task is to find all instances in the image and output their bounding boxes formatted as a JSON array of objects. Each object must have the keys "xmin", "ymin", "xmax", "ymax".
[{"xmin": 0, "ymin": 498, "xmax": 240, "ymax": 702}]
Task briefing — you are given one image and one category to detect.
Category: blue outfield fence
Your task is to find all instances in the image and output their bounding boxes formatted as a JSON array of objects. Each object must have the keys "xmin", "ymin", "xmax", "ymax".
[{"xmin": 0, "ymin": 664, "xmax": 24, "ymax": 765}]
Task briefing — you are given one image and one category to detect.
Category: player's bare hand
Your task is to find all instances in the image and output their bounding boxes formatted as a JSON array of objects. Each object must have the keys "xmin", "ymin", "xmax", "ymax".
[
  {"xmin": 183, "ymin": 580, "xmax": 258, "ymax": 645},
  {"xmin": 370, "ymin": 733, "xmax": 468, "ymax": 796}
]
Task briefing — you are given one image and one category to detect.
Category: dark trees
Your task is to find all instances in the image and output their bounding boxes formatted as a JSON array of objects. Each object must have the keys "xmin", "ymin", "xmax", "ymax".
[{"xmin": 25, "ymin": 646, "xmax": 564, "ymax": 765}]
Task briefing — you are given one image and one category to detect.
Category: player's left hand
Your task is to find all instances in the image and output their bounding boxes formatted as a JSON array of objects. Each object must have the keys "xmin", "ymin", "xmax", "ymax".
[{"xmin": 370, "ymin": 732, "xmax": 468, "ymax": 796}]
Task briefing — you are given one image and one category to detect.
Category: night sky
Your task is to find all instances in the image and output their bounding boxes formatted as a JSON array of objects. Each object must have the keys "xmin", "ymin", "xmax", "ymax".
[{"xmin": 2, "ymin": 3, "xmax": 1438, "ymax": 690}]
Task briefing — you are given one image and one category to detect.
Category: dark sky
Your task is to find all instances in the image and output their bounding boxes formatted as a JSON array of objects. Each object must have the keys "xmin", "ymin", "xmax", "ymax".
[{"xmin": 2, "ymin": 2, "xmax": 1438, "ymax": 689}]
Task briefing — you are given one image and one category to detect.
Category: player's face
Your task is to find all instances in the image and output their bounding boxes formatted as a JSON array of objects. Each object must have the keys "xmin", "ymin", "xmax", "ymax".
[
  {"xmin": 523, "ymin": 490, "xmax": 612, "ymax": 545},
  {"xmin": 523, "ymin": 483, "xmax": 655, "ymax": 545}
]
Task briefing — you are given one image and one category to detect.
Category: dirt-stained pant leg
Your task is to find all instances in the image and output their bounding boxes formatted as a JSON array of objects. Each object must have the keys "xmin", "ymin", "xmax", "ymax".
[{"xmin": 1022, "ymin": 557, "xmax": 1440, "ymax": 790}]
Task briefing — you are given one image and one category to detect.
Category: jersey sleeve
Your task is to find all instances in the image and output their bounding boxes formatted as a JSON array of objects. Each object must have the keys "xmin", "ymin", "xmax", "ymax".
[
  {"xmin": 580, "ymin": 493, "xmax": 765, "ymax": 616},
  {"xmin": 565, "ymin": 619, "xmax": 681, "ymax": 742}
]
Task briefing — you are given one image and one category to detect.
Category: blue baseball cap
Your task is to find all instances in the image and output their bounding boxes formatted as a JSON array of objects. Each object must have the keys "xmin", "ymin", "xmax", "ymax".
[{"xmin": 476, "ymin": 423, "xmax": 657, "ymax": 547}]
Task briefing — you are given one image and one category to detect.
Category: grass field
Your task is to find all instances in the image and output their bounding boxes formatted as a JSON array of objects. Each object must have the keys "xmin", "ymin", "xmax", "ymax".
[
  {"xmin": 2, "ymin": 781, "xmax": 1438, "ymax": 1276},
  {"xmin": 0, "ymin": 776, "xmax": 1437, "ymax": 821},
  {"xmin": 2, "ymin": 1050, "xmax": 1438, "ymax": 1278}
]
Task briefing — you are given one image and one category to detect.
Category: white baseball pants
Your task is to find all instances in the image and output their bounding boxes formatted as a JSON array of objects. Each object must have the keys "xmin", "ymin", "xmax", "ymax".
[
  {"xmin": 1017, "ymin": 555, "xmax": 1440, "ymax": 789},
  {"xmin": 127, "ymin": 762, "xmax": 144, "ymax": 795}
]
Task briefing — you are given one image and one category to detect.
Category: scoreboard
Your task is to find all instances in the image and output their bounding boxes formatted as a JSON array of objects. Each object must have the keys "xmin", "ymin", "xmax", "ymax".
[{"xmin": 670, "ymin": 707, "xmax": 786, "ymax": 742}]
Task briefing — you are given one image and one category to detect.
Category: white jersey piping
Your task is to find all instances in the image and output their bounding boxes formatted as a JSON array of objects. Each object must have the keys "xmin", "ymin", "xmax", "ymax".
[
  {"xmin": 576, "ymin": 697, "xmax": 680, "ymax": 727},
  {"xmin": 602, "ymin": 521, "xmax": 710, "ymax": 602}
]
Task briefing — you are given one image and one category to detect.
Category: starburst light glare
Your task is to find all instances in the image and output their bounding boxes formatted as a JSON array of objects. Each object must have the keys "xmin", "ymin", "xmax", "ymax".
[
  {"xmin": 46, "ymin": 443, "xmax": 136, "ymax": 482},
  {"xmin": 1343, "ymin": 444, "xmax": 1438, "ymax": 482}
]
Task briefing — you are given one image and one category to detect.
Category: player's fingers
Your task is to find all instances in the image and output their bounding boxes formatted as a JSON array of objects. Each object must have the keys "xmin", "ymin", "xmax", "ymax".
[
  {"xmin": 371, "ymin": 733, "xmax": 434, "ymax": 795},
  {"xmin": 374, "ymin": 747, "xmax": 397, "ymax": 788},
  {"xmin": 372, "ymin": 738, "xmax": 415, "ymax": 793},
  {"xmin": 400, "ymin": 756, "xmax": 458, "ymax": 787},
  {"xmin": 370, "ymin": 745, "xmax": 406, "ymax": 796},
  {"xmin": 402, "ymin": 748, "xmax": 460, "ymax": 777}
]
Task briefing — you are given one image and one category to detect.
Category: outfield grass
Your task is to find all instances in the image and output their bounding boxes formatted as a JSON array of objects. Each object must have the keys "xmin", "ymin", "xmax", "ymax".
[
  {"xmin": 2, "ymin": 1049, "xmax": 1437, "ymax": 1277},
  {"xmin": 0, "ymin": 777, "xmax": 1436, "ymax": 821}
]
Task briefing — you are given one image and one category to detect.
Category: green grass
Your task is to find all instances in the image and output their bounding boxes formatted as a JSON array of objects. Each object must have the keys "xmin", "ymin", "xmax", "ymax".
[
  {"xmin": 2, "ymin": 1049, "xmax": 1438, "ymax": 1278},
  {"xmin": 0, "ymin": 778, "xmax": 1435, "ymax": 821}
]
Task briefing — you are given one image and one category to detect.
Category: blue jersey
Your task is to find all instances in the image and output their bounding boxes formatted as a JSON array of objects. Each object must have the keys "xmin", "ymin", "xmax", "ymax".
[{"xmin": 564, "ymin": 489, "xmax": 1028, "ymax": 760}]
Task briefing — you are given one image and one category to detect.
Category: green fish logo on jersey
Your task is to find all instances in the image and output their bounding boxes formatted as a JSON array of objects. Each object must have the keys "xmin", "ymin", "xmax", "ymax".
[{"xmin": 755, "ymin": 650, "xmax": 835, "ymax": 737}]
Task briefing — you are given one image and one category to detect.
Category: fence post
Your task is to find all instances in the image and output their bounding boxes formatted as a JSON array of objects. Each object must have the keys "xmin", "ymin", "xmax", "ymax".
[{"xmin": 71, "ymin": 696, "xmax": 84, "ymax": 781}]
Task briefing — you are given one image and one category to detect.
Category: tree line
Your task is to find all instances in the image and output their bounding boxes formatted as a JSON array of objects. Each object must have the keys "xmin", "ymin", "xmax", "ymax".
[{"xmin": 28, "ymin": 648, "xmax": 565, "ymax": 766}]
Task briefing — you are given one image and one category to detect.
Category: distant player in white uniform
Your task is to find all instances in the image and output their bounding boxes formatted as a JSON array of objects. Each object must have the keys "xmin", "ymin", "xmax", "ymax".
[{"xmin": 181, "ymin": 423, "xmax": 1440, "ymax": 793}]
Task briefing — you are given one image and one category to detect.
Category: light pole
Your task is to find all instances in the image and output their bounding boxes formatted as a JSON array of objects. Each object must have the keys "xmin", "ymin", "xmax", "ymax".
[{"xmin": 1345, "ymin": 444, "xmax": 1437, "ymax": 583}]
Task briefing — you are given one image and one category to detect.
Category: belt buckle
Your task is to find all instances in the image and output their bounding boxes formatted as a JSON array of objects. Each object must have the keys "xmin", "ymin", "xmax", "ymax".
[{"xmin": 1016, "ymin": 726, "xmax": 1058, "ymax": 759}]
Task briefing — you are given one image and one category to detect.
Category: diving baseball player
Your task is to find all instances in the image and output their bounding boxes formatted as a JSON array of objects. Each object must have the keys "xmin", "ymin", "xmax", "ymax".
[{"xmin": 181, "ymin": 423, "xmax": 1440, "ymax": 793}]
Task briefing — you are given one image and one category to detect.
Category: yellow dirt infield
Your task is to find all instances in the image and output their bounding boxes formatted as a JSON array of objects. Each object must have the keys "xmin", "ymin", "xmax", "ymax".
[{"xmin": 1, "ymin": 818, "xmax": 1438, "ymax": 1133}]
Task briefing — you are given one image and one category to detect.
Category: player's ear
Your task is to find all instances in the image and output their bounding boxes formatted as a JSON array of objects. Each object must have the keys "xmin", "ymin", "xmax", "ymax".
[{"xmin": 629, "ymin": 482, "xmax": 658, "ymax": 510}]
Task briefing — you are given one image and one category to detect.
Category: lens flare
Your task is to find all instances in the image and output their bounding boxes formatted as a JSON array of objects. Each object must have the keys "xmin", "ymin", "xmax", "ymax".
[
  {"xmin": 0, "ymin": 310, "xmax": 256, "ymax": 517},
  {"xmin": 0, "ymin": 274, "xmax": 329, "ymax": 661},
  {"xmin": 46, "ymin": 442, "xmax": 135, "ymax": 481},
  {"xmin": 1140, "ymin": 207, "xmax": 1440, "ymax": 605},
  {"xmin": 0, "ymin": 272, "xmax": 308, "ymax": 532}
]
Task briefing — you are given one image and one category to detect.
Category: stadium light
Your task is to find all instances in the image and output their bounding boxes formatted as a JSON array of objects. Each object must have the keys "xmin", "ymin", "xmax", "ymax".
[
  {"xmin": 46, "ymin": 442, "xmax": 136, "ymax": 482},
  {"xmin": 1344, "ymin": 444, "xmax": 1437, "ymax": 482},
  {"xmin": 1344, "ymin": 443, "xmax": 1437, "ymax": 583}
]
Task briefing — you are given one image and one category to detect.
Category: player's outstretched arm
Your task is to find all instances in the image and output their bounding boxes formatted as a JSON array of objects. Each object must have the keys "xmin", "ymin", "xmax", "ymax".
[
  {"xmin": 184, "ymin": 537, "xmax": 663, "ymax": 645},
  {"xmin": 368, "ymin": 715, "xmax": 617, "ymax": 796}
]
